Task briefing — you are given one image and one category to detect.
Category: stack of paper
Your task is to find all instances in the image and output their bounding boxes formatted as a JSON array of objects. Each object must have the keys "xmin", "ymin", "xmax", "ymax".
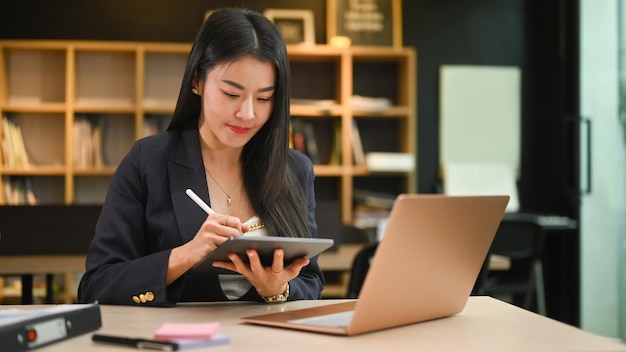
[
  {"xmin": 351, "ymin": 95, "xmax": 392, "ymax": 111},
  {"xmin": 365, "ymin": 152, "xmax": 415, "ymax": 172}
]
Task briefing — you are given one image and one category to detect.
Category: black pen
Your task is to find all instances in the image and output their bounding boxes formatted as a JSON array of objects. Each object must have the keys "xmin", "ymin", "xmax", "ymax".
[{"xmin": 92, "ymin": 333, "xmax": 179, "ymax": 351}]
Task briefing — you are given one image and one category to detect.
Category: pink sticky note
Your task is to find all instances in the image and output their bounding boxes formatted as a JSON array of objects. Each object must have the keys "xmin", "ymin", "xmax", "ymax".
[{"xmin": 154, "ymin": 322, "xmax": 220, "ymax": 340}]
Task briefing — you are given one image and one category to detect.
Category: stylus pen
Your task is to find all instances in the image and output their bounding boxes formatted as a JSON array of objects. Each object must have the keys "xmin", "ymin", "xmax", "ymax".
[
  {"xmin": 92, "ymin": 333, "xmax": 179, "ymax": 351},
  {"xmin": 186, "ymin": 188, "xmax": 242, "ymax": 235},
  {"xmin": 186, "ymin": 188, "xmax": 215, "ymax": 214}
]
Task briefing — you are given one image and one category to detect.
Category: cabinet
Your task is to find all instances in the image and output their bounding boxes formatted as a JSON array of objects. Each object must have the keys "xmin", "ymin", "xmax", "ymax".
[
  {"xmin": 0, "ymin": 40, "xmax": 190, "ymax": 205},
  {"xmin": 0, "ymin": 40, "xmax": 417, "ymax": 223},
  {"xmin": 0, "ymin": 40, "xmax": 416, "ymax": 300}
]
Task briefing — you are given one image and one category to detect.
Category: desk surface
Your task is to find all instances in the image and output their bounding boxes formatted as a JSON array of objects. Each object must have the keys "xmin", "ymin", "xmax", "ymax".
[{"xmin": 9, "ymin": 297, "xmax": 624, "ymax": 352}]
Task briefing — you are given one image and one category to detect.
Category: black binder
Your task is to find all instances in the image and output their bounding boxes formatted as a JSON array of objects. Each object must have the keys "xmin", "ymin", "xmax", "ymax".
[{"xmin": 0, "ymin": 303, "xmax": 102, "ymax": 351}]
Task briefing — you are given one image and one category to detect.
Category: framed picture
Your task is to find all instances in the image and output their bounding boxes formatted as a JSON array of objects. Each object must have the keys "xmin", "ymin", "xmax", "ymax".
[
  {"xmin": 263, "ymin": 9, "xmax": 316, "ymax": 46},
  {"xmin": 327, "ymin": 0, "xmax": 402, "ymax": 48}
]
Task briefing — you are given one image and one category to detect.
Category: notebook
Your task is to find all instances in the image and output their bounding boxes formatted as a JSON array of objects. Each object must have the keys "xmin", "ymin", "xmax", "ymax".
[{"xmin": 241, "ymin": 194, "xmax": 509, "ymax": 336}]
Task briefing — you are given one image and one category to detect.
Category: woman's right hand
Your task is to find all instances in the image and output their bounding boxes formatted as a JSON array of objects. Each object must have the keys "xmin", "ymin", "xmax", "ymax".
[{"xmin": 166, "ymin": 213, "xmax": 249, "ymax": 284}]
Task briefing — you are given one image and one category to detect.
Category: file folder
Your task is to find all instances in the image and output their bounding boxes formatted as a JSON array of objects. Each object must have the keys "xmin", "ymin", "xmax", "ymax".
[{"xmin": 0, "ymin": 303, "xmax": 101, "ymax": 351}]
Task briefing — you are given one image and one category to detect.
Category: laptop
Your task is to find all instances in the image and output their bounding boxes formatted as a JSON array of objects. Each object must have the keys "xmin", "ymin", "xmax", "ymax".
[{"xmin": 241, "ymin": 194, "xmax": 509, "ymax": 336}]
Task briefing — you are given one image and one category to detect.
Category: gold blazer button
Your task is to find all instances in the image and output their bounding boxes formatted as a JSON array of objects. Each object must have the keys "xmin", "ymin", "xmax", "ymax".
[{"xmin": 145, "ymin": 291, "xmax": 155, "ymax": 302}]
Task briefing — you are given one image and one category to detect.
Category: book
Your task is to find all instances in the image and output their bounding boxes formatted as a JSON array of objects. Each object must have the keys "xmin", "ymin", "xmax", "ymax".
[
  {"xmin": 74, "ymin": 115, "xmax": 105, "ymax": 168},
  {"xmin": 13, "ymin": 121, "xmax": 31, "ymax": 168},
  {"xmin": 302, "ymin": 120, "xmax": 320, "ymax": 164},
  {"xmin": 351, "ymin": 120, "xmax": 366, "ymax": 166},
  {"xmin": 0, "ymin": 304, "xmax": 102, "ymax": 351},
  {"xmin": 143, "ymin": 115, "xmax": 170, "ymax": 137},
  {"xmin": 92, "ymin": 123, "xmax": 104, "ymax": 168},
  {"xmin": 365, "ymin": 152, "xmax": 415, "ymax": 172},
  {"xmin": 1, "ymin": 115, "xmax": 32, "ymax": 168},
  {"xmin": 290, "ymin": 118, "xmax": 306, "ymax": 154},
  {"xmin": 328, "ymin": 120, "xmax": 342, "ymax": 165},
  {"xmin": 173, "ymin": 334, "xmax": 230, "ymax": 349},
  {"xmin": 2, "ymin": 176, "xmax": 39, "ymax": 205},
  {"xmin": 290, "ymin": 118, "xmax": 320, "ymax": 164},
  {"xmin": 353, "ymin": 189, "xmax": 397, "ymax": 210}
]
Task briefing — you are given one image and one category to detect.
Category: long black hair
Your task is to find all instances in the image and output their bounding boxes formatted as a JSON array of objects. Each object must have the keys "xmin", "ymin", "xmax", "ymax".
[{"xmin": 169, "ymin": 8, "xmax": 311, "ymax": 238}]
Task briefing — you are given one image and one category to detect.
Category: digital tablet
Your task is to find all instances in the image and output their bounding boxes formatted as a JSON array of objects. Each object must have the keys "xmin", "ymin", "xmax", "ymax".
[{"xmin": 190, "ymin": 236, "xmax": 335, "ymax": 275}]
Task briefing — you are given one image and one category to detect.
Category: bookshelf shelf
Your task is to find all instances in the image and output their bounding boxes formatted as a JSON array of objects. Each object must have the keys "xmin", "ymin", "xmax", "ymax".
[
  {"xmin": 1, "ymin": 167, "xmax": 66, "ymax": 175},
  {"xmin": 0, "ymin": 40, "xmax": 416, "ymax": 223},
  {"xmin": 72, "ymin": 167, "xmax": 117, "ymax": 176},
  {"xmin": 312, "ymin": 165, "xmax": 345, "ymax": 177},
  {"xmin": 2, "ymin": 104, "xmax": 67, "ymax": 113},
  {"xmin": 290, "ymin": 105, "xmax": 343, "ymax": 117},
  {"xmin": 73, "ymin": 104, "xmax": 137, "ymax": 113},
  {"xmin": 142, "ymin": 102, "xmax": 177, "ymax": 113}
]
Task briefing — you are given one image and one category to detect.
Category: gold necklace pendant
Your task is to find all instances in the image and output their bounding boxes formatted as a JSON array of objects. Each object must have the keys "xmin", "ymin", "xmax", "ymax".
[{"xmin": 205, "ymin": 166, "xmax": 235, "ymax": 209}]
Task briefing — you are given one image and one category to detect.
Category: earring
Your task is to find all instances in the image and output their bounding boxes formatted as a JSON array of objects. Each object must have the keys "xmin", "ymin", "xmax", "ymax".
[{"xmin": 191, "ymin": 88, "xmax": 199, "ymax": 95}]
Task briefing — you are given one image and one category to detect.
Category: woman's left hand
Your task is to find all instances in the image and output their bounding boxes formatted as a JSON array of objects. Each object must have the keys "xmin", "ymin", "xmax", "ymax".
[{"xmin": 212, "ymin": 248, "xmax": 310, "ymax": 297}]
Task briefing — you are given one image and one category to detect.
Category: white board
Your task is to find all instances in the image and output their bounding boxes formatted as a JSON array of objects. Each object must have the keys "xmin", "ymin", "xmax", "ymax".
[{"xmin": 439, "ymin": 65, "xmax": 521, "ymax": 174}]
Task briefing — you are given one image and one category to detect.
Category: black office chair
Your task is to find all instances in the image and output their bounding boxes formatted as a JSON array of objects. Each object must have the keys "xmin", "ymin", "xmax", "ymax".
[
  {"xmin": 480, "ymin": 218, "xmax": 546, "ymax": 315},
  {"xmin": 471, "ymin": 247, "xmax": 493, "ymax": 296},
  {"xmin": 346, "ymin": 243, "xmax": 378, "ymax": 298}
]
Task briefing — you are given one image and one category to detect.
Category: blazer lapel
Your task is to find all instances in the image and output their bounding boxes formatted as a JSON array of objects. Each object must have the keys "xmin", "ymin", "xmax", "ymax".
[{"xmin": 168, "ymin": 129, "xmax": 210, "ymax": 244}]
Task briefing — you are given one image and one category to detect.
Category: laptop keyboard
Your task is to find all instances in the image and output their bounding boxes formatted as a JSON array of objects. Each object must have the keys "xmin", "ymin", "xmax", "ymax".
[{"xmin": 288, "ymin": 310, "xmax": 355, "ymax": 328}]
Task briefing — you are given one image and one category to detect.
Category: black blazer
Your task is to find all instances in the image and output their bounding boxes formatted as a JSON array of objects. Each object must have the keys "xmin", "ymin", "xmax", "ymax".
[{"xmin": 78, "ymin": 128, "xmax": 324, "ymax": 306}]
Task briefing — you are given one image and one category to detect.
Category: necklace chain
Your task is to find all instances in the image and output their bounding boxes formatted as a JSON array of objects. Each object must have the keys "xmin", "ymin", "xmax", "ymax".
[{"xmin": 205, "ymin": 167, "xmax": 234, "ymax": 207}]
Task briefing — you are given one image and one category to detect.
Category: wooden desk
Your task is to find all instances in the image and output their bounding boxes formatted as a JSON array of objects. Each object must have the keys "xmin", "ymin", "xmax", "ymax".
[
  {"xmin": 7, "ymin": 297, "xmax": 625, "ymax": 351},
  {"xmin": 0, "ymin": 255, "xmax": 86, "ymax": 304},
  {"xmin": 317, "ymin": 244, "xmax": 365, "ymax": 297},
  {"xmin": 317, "ymin": 244, "xmax": 365, "ymax": 271},
  {"xmin": 0, "ymin": 255, "xmax": 86, "ymax": 275}
]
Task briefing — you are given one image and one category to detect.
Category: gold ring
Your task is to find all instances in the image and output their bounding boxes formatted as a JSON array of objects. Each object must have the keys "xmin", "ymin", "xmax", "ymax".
[
  {"xmin": 272, "ymin": 269, "xmax": 283, "ymax": 274},
  {"xmin": 224, "ymin": 216, "xmax": 229, "ymax": 226}
]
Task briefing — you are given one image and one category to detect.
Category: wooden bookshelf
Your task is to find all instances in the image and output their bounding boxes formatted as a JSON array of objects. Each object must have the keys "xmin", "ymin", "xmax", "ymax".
[
  {"xmin": 0, "ymin": 40, "xmax": 417, "ymax": 222},
  {"xmin": 288, "ymin": 44, "xmax": 417, "ymax": 223}
]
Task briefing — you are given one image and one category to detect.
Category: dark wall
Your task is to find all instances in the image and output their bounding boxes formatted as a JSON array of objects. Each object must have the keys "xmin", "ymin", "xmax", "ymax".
[
  {"xmin": 402, "ymin": 0, "xmax": 524, "ymax": 194},
  {"xmin": 0, "ymin": 0, "xmax": 326, "ymax": 43},
  {"xmin": 0, "ymin": 0, "xmax": 580, "ymax": 326}
]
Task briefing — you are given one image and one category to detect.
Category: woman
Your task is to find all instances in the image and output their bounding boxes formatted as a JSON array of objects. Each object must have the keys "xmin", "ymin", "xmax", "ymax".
[{"xmin": 78, "ymin": 8, "xmax": 324, "ymax": 306}]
